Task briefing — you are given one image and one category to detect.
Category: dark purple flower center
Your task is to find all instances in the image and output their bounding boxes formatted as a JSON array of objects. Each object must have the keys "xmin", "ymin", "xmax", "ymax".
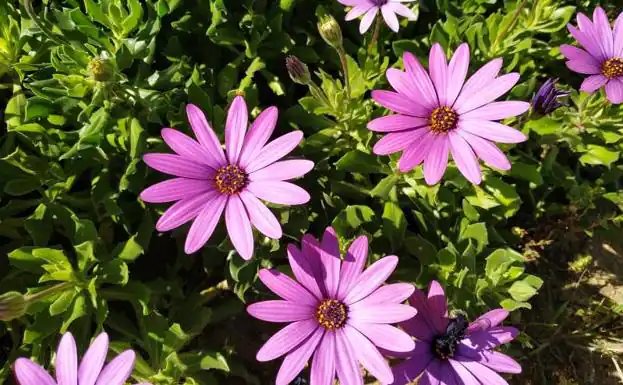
[
  {"xmin": 315, "ymin": 299, "xmax": 348, "ymax": 330},
  {"xmin": 215, "ymin": 165, "xmax": 247, "ymax": 195},
  {"xmin": 602, "ymin": 58, "xmax": 623, "ymax": 79},
  {"xmin": 371, "ymin": 0, "xmax": 388, "ymax": 5},
  {"xmin": 432, "ymin": 315, "xmax": 468, "ymax": 359},
  {"xmin": 429, "ymin": 106, "xmax": 459, "ymax": 134}
]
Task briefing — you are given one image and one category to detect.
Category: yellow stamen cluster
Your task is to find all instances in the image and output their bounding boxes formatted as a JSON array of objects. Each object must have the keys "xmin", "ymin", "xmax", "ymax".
[
  {"xmin": 315, "ymin": 299, "xmax": 348, "ymax": 330},
  {"xmin": 602, "ymin": 58, "xmax": 623, "ymax": 79},
  {"xmin": 429, "ymin": 106, "xmax": 459, "ymax": 134},
  {"xmin": 215, "ymin": 165, "xmax": 247, "ymax": 195}
]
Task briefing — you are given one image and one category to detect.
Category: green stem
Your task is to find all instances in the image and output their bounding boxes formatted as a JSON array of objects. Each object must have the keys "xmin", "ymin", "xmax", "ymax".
[
  {"xmin": 491, "ymin": 0, "xmax": 528, "ymax": 52},
  {"xmin": 25, "ymin": 282, "xmax": 73, "ymax": 303},
  {"xmin": 309, "ymin": 81, "xmax": 333, "ymax": 110},
  {"xmin": 368, "ymin": 16, "xmax": 382, "ymax": 52},
  {"xmin": 337, "ymin": 47, "xmax": 351, "ymax": 99}
]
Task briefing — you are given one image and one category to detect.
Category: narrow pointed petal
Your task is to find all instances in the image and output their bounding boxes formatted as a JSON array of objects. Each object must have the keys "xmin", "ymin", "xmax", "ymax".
[
  {"xmin": 258, "ymin": 269, "xmax": 317, "ymax": 305},
  {"xmin": 239, "ymin": 106, "xmax": 278, "ymax": 167},
  {"xmin": 456, "ymin": 73, "xmax": 521, "ymax": 114},
  {"xmin": 349, "ymin": 322, "xmax": 415, "ymax": 352},
  {"xmin": 566, "ymin": 59, "xmax": 601, "ymax": 74},
  {"xmin": 454, "ymin": 59, "xmax": 503, "ymax": 108},
  {"xmin": 429, "ymin": 43, "xmax": 448, "ymax": 105},
  {"xmin": 14, "ymin": 359, "xmax": 56, "ymax": 385},
  {"xmin": 318, "ymin": 227, "xmax": 341, "ymax": 298},
  {"xmin": 371, "ymin": 90, "xmax": 424, "ymax": 116},
  {"xmin": 140, "ymin": 178, "xmax": 212, "ymax": 203},
  {"xmin": 336, "ymin": 235, "xmax": 368, "ymax": 300},
  {"xmin": 475, "ymin": 350, "xmax": 522, "ymax": 373},
  {"xmin": 605, "ymin": 78, "xmax": 623, "ymax": 104},
  {"xmin": 349, "ymin": 303, "xmax": 417, "ymax": 323},
  {"xmin": 248, "ymin": 159, "xmax": 314, "ymax": 181},
  {"xmin": 94, "ymin": 350, "xmax": 135, "ymax": 385},
  {"xmin": 455, "ymin": 359, "xmax": 510, "ymax": 385},
  {"xmin": 276, "ymin": 328, "xmax": 325, "ymax": 385},
  {"xmin": 560, "ymin": 44, "xmax": 599, "ymax": 65},
  {"xmin": 346, "ymin": 4, "xmax": 374, "ymax": 21},
  {"xmin": 143, "ymin": 154, "xmax": 213, "ymax": 179},
  {"xmin": 461, "ymin": 101, "xmax": 530, "ymax": 120},
  {"xmin": 355, "ymin": 283, "xmax": 415, "ymax": 305},
  {"xmin": 239, "ymin": 190, "xmax": 282, "ymax": 239},
  {"xmin": 344, "ymin": 255, "xmax": 398, "ymax": 304},
  {"xmin": 225, "ymin": 195, "xmax": 254, "ymax": 260},
  {"xmin": 56, "ymin": 332, "xmax": 77, "ymax": 385},
  {"xmin": 156, "ymin": 191, "xmax": 218, "ymax": 232},
  {"xmin": 458, "ymin": 131, "xmax": 511, "ymax": 171},
  {"xmin": 343, "ymin": 325, "xmax": 393, "ymax": 384},
  {"xmin": 614, "ymin": 13, "xmax": 623, "ymax": 57},
  {"xmin": 246, "ymin": 181, "xmax": 310, "ymax": 205},
  {"xmin": 427, "ymin": 281, "xmax": 449, "ymax": 333},
  {"xmin": 446, "ymin": 43, "xmax": 470, "ymax": 105},
  {"xmin": 287, "ymin": 243, "xmax": 324, "ymax": 299},
  {"xmin": 373, "ymin": 129, "xmax": 426, "ymax": 155},
  {"xmin": 593, "ymin": 7, "xmax": 614, "ymax": 57},
  {"xmin": 256, "ymin": 319, "xmax": 319, "ymax": 362},
  {"xmin": 359, "ymin": 8, "xmax": 378, "ymax": 34},
  {"xmin": 403, "ymin": 52, "xmax": 439, "ymax": 109},
  {"xmin": 398, "ymin": 129, "xmax": 435, "ymax": 172},
  {"xmin": 381, "ymin": 5, "xmax": 400, "ymax": 32},
  {"xmin": 225, "ymin": 96, "xmax": 248, "ymax": 164},
  {"xmin": 368, "ymin": 114, "xmax": 429, "ymax": 132},
  {"xmin": 468, "ymin": 309, "xmax": 509, "ymax": 332},
  {"xmin": 458, "ymin": 120, "xmax": 527, "ymax": 144},
  {"xmin": 78, "ymin": 333, "xmax": 109, "ymax": 385},
  {"xmin": 246, "ymin": 131, "xmax": 304, "ymax": 173},
  {"xmin": 247, "ymin": 300, "xmax": 315, "ymax": 322},
  {"xmin": 310, "ymin": 331, "xmax": 336, "ymax": 385},
  {"xmin": 447, "ymin": 359, "xmax": 481, "ymax": 385},
  {"xmin": 161, "ymin": 128, "xmax": 219, "ymax": 169},
  {"xmin": 423, "ymin": 134, "xmax": 450, "ymax": 185},
  {"xmin": 390, "ymin": 353, "xmax": 434, "ymax": 385},
  {"xmin": 580, "ymin": 74, "xmax": 608, "ymax": 93},
  {"xmin": 184, "ymin": 194, "xmax": 227, "ymax": 254},
  {"xmin": 449, "ymin": 131, "xmax": 482, "ymax": 184},
  {"xmin": 462, "ymin": 326, "xmax": 519, "ymax": 350},
  {"xmin": 387, "ymin": 2, "xmax": 417, "ymax": 20},
  {"xmin": 335, "ymin": 329, "xmax": 364, "ymax": 385},
  {"xmin": 186, "ymin": 104, "xmax": 227, "ymax": 164}
]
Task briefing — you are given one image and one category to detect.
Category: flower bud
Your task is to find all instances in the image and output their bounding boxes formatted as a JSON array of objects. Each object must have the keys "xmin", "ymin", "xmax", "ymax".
[
  {"xmin": 88, "ymin": 56, "xmax": 113, "ymax": 82},
  {"xmin": 0, "ymin": 291, "xmax": 27, "ymax": 321},
  {"xmin": 285, "ymin": 55, "xmax": 311, "ymax": 85},
  {"xmin": 531, "ymin": 78, "xmax": 568, "ymax": 115},
  {"xmin": 317, "ymin": 15, "xmax": 343, "ymax": 49}
]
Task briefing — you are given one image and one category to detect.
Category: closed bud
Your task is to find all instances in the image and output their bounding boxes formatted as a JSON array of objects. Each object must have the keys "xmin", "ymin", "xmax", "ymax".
[
  {"xmin": 317, "ymin": 15, "xmax": 343, "ymax": 49},
  {"xmin": 0, "ymin": 291, "xmax": 27, "ymax": 321},
  {"xmin": 285, "ymin": 55, "xmax": 311, "ymax": 85},
  {"xmin": 532, "ymin": 78, "xmax": 568, "ymax": 115}
]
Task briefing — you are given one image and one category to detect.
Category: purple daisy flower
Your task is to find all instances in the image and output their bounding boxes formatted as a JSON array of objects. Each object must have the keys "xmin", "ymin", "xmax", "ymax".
[
  {"xmin": 141, "ymin": 96, "xmax": 314, "ymax": 259},
  {"xmin": 390, "ymin": 281, "xmax": 521, "ymax": 385},
  {"xmin": 368, "ymin": 43, "xmax": 530, "ymax": 185},
  {"xmin": 338, "ymin": 0, "xmax": 417, "ymax": 33},
  {"xmin": 13, "ymin": 332, "xmax": 151, "ymax": 385},
  {"xmin": 247, "ymin": 227, "xmax": 417, "ymax": 385},
  {"xmin": 561, "ymin": 7, "xmax": 623, "ymax": 104}
]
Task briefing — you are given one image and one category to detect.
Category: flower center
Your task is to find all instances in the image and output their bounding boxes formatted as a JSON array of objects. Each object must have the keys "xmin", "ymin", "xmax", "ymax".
[
  {"xmin": 315, "ymin": 299, "xmax": 348, "ymax": 330},
  {"xmin": 602, "ymin": 58, "xmax": 623, "ymax": 79},
  {"xmin": 429, "ymin": 106, "xmax": 458, "ymax": 134},
  {"xmin": 432, "ymin": 315, "xmax": 468, "ymax": 359},
  {"xmin": 214, "ymin": 165, "xmax": 247, "ymax": 195}
]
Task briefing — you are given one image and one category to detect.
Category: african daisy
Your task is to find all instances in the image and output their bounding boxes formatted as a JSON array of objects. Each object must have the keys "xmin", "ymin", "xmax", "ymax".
[
  {"xmin": 338, "ymin": 0, "xmax": 417, "ymax": 34},
  {"xmin": 368, "ymin": 43, "xmax": 530, "ymax": 185},
  {"xmin": 247, "ymin": 227, "xmax": 417, "ymax": 385},
  {"xmin": 390, "ymin": 281, "xmax": 521, "ymax": 385},
  {"xmin": 141, "ymin": 96, "xmax": 313, "ymax": 259},
  {"xmin": 13, "ymin": 332, "xmax": 151, "ymax": 385},
  {"xmin": 561, "ymin": 7, "xmax": 623, "ymax": 104}
]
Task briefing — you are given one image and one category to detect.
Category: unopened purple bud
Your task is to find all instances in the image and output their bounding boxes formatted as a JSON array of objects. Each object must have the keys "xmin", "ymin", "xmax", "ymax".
[{"xmin": 532, "ymin": 78, "xmax": 569, "ymax": 115}]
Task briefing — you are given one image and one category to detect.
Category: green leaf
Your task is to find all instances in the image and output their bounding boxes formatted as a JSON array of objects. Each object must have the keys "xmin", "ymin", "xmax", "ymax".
[
  {"xmin": 579, "ymin": 145, "xmax": 619, "ymax": 167},
  {"xmin": 382, "ymin": 201, "xmax": 406, "ymax": 250},
  {"xmin": 200, "ymin": 351, "xmax": 230, "ymax": 372}
]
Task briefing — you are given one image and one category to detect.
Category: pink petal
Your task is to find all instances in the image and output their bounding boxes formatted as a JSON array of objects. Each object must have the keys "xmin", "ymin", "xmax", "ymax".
[
  {"xmin": 335, "ymin": 329, "xmax": 364, "ymax": 385},
  {"xmin": 568, "ymin": 24, "xmax": 605, "ymax": 62},
  {"xmin": 349, "ymin": 322, "xmax": 415, "ymax": 353},
  {"xmin": 414, "ymin": 358, "xmax": 443, "ymax": 385},
  {"xmin": 185, "ymin": 104, "xmax": 226, "ymax": 164},
  {"xmin": 386, "ymin": 2, "xmax": 417, "ymax": 20},
  {"xmin": 373, "ymin": 129, "xmax": 427, "ymax": 155},
  {"xmin": 78, "ymin": 333, "xmax": 109, "ymax": 385},
  {"xmin": 606, "ymin": 78, "xmax": 623, "ymax": 104},
  {"xmin": 338, "ymin": 0, "xmax": 364, "ymax": 5},
  {"xmin": 247, "ymin": 300, "xmax": 315, "ymax": 323},
  {"xmin": 397, "ymin": 129, "xmax": 435, "ymax": 172},
  {"xmin": 275, "ymin": 328, "xmax": 325, "ymax": 385},
  {"xmin": 355, "ymin": 283, "xmax": 415, "ymax": 304},
  {"xmin": 461, "ymin": 101, "xmax": 530, "ymax": 120},
  {"xmin": 390, "ymin": 350, "xmax": 434, "ymax": 385},
  {"xmin": 239, "ymin": 106, "xmax": 278, "ymax": 167},
  {"xmin": 225, "ymin": 195, "xmax": 254, "ymax": 260},
  {"xmin": 359, "ymin": 7, "xmax": 378, "ymax": 34},
  {"xmin": 614, "ymin": 13, "xmax": 623, "ymax": 57},
  {"xmin": 287, "ymin": 243, "xmax": 324, "ymax": 300},
  {"xmin": 385, "ymin": 69, "xmax": 433, "ymax": 116},
  {"xmin": 403, "ymin": 52, "xmax": 439, "ymax": 109},
  {"xmin": 559, "ymin": 44, "xmax": 600, "ymax": 66},
  {"xmin": 349, "ymin": 303, "xmax": 417, "ymax": 323},
  {"xmin": 427, "ymin": 281, "xmax": 449, "ymax": 333},
  {"xmin": 183, "ymin": 194, "xmax": 227, "ymax": 254},
  {"xmin": 454, "ymin": 59, "xmax": 503, "ymax": 108},
  {"xmin": 381, "ymin": 4, "xmax": 400, "ymax": 32},
  {"xmin": 468, "ymin": 309, "xmax": 509, "ymax": 332},
  {"xmin": 248, "ymin": 159, "xmax": 314, "ymax": 181},
  {"xmin": 140, "ymin": 178, "xmax": 212, "ymax": 203},
  {"xmin": 566, "ymin": 59, "xmax": 601, "ymax": 74},
  {"xmin": 447, "ymin": 359, "xmax": 481, "ymax": 385},
  {"xmin": 462, "ymin": 326, "xmax": 519, "ymax": 350},
  {"xmin": 310, "ymin": 331, "xmax": 336, "ymax": 385},
  {"xmin": 449, "ymin": 131, "xmax": 482, "ymax": 184},
  {"xmin": 429, "ymin": 43, "xmax": 448, "ymax": 105},
  {"xmin": 371, "ymin": 90, "xmax": 422, "ymax": 116},
  {"xmin": 476, "ymin": 350, "xmax": 522, "ymax": 374},
  {"xmin": 239, "ymin": 190, "xmax": 282, "ymax": 239},
  {"xmin": 94, "ymin": 350, "xmax": 135, "ymax": 385},
  {"xmin": 345, "ymin": 4, "xmax": 374, "ymax": 21},
  {"xmin": 580, "ymin": 74, "xmax": 608, "ymax": 93},
  {"xmin": 423, "ymin": 134, "xmax": 450, "ymax": 185},
  {"xmin": 344, "ymin": 255, "xmax": 398, "ymax": 304},
  {"xmin": 446, "ymin": 43, "xmax": 470, "ymax": 106},
  {"xmin": 161, "ymin": 128, "xmax": 220, "ymax": 169},
  {"xmin": 401, "ymin": 312, "xmax": 437, "ymax": 342},
  {"xmin": 458, "ymin": 131, "xmax": 511, "ymax": 171},
  {"xmin": 454, "ymin": 359, "xmax": 509, "ymax": 385},
  {"xmin": 156, "ymin": 191, "xmax": 218, "ymax": 232},
  {"xmin": 246, "ymin": 131, "xmax": 303, "ymax": 173},
  {"xmin": 592, "ymin": 7, "xmax": 614, "ymax": 58},
  {"xmin": 56, "ymin": 332, "xmax": 77, "ymax": 385},
  {"xmin": 317, "ymin": 227, "xmax": 341, "ymax": 298},
  {"xmin": 336, "ymin": 235, "xmax": 369, "ymax": 300},
  {"xmin": 258, "ymin": 269, "xmax": 317, "ymax": 305},
  {"xmin": 256, "ymin": 319, "xmax": 319, "ymax": 362},
  {"xmin": 14, "ymin": 358, "xmax": 56, "ymax": 385},
  {"xmin": 343, "ymin": 325, "xmax": 393, "ymax": 383},
  {"xmin": 246, "ymin": 181, "xmax": 310, "ymax": 205},
  {"xmin": 368, "ymin": 114, "xmax": 429, "ymax": 132},
  {"xmin": 143, "ymin": 153, "xmax": 213, "ymax": 179},
  {"xmin": 458, "ymin": 120, "xmax": 527, "ymax": 144},
  {"xmin": 225, "ymin": 96, "xmax": 248, "ymax": 164},
  {"xmin": 456, "ymin": 73, "xmax": 520, "ymax": 114}
]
